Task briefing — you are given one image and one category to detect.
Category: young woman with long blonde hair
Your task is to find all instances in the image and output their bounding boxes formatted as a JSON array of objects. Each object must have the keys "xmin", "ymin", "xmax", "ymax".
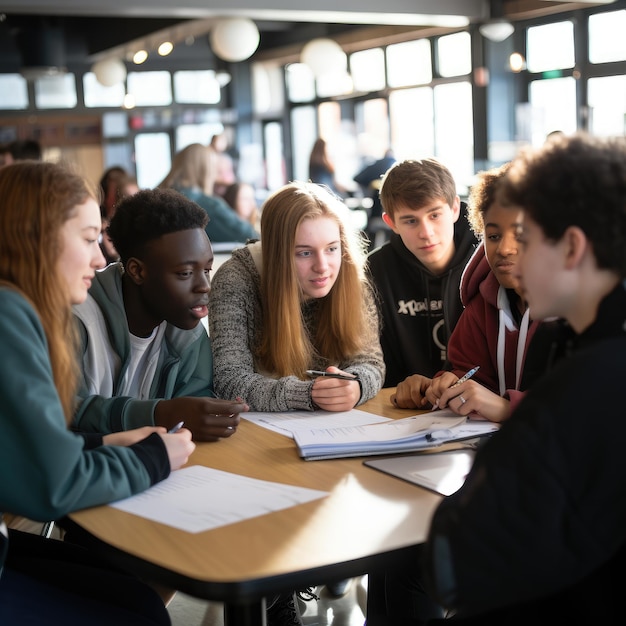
[
  {"xmin": 0, "ymin": 161, "xmax": 194, "ymax": 624},
  {"xmin": 208, "ymin": 180, "xmax": 384, "ymax": 412}
]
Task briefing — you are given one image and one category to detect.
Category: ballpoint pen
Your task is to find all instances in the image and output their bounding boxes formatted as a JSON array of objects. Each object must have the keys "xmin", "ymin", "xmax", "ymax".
[
  {"xmin": 449, "ymin": 366, "xmax": 480, "ymax": 389},
  {"xmin": 305, "ymin": 369, "xmax": 358, "ymax": 381},
  {"xmin": 168, "ymin": 421, "xmax": 184, "ymax": 434},
  {"xmin": 432, "ymin": 366, "xmax": 480, "ymax": 409}
]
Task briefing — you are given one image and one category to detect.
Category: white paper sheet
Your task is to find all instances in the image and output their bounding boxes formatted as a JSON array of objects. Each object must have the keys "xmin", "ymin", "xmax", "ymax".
[
  {"xmin": 111, "ymin": 465, "xmax": 328, "ymax": 533},
  {"xmin": 243, "ymin": 408, "xmax": 390, "ymax": 437}
]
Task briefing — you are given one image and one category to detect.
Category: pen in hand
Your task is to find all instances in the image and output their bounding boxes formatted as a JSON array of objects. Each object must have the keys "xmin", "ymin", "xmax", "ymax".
[
  {"xmin": 306, "ymin": 369, "xmax": 357, "ymax": 381},
  {"xmin": 449, "ymin": 366, "xmax": 480, "ymax": 389},
  {"xmin": 432, "ymin": 366, "xmax": 480, "ymax": 409},
  {"xmin": 168, "ymin": 421, "xmax": 184, "ymax": 434}
]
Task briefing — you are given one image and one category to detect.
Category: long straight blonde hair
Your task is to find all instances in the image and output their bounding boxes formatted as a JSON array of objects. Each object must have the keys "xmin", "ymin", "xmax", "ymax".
[
  {"xmin": 0, "ymin": 162, "xmax": 93, "ymax": 422},
  {"xmin": 258, "ymin": 181, "xmax": 374, "ymax": 377}
]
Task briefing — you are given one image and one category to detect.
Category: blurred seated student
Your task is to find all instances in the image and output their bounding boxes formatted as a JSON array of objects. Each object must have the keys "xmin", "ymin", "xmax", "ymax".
[
  {"xmin": 159, "ymin": 143, "xmax": 258, "ymax": 244},
  {"xmin": 309, "ymin": 137, "xmax": 346, "ymax": 197},
  {"xmin": 353, "ymin": 149, "xmax": 396, "ymax": 247},
  {"xmin": 391, "ymin": 163, "xmax": 568, "ymax": 423},
  {"xmin": 73, "ymin": 187, "xmax": 248, "ymax": 441},
  {"xmin": 424, "ymin": 132, "xmax": 626, "ymax": 626},
  {"xmin": 98, "ymin": 166, "xmax": 140, "ymax": 265},
  {"xmin": 222, "ymin": 181, "xmax": 260, "ymax": 232},
  {"xmin": 8, "ymin": 138, "xmax": 42, "ymax": 162},
  {"xmin": 99, "ymin": 166, "xmax": 139, "ymax": 221},
  {"xmin": 0, "ymin": 161, "xmax": 194, "ymax": 625}
]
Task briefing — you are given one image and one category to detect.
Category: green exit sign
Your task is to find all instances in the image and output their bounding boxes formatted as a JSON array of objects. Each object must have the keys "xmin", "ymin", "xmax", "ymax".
[{"xmin": 541, "ymin": 70, "xmax": 563, "ymax": 79}]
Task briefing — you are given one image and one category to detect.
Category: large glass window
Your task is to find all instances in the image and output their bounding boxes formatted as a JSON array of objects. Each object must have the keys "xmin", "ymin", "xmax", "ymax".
[
  {"xmin": 34, "ymin": 74, "xmax": 77, "ymax": 109},
  {"xmin": 315, "ymin": 71, "xmax": 353, "ymax": 98},
  {"xmin": 355, "ymin": 98, "xmax": 390, "ymax": 161},
  {"xmin": 527, "ymin": 21, "xmax": 575, "ymax": 73},
  {"xmin": 252, "ymin": 62, "xmax": 285, "ymax": 115},
  {"xmin": 529, "ymin": 77, "xmax": 577, "ymax": 144},
  {"xmin": 433, "ymin": 81, "xmax": 474, "ymax": 193},
  {"xmin": 437, "ymin": 32, "xmax": 471, "ymax": 77},
  {"xmin": 285, "ymin": 63, "xmax": 315, "ymax": 103},
  {"xmin": 264, "ymin": 121, "xmax": 286, "ymax": 191},
  {"xmin": 389, "ymin": 87, "xmax": 434, "ymax": 160},
  {"xmin": 134, "ymin": 133, "xmax": 171, "ymax": 189},
  {"xmin": 176, "ymin": 123, "xmax": 224, "ymax": 151},
  {"xmin": 387, "ymin": 39, "xmax": 432, "ymax": 87},
  {"xmin": 127, "ymin": 71, "xmax": 172, "ymax": 107},
  {"xmin": 290, "ymin": 106, "xmax": 317, "ymax": 182},
  {"xmin": 588, "ymin": 75, "xmax": 626, "ymax": 136},
  {"xmin": 83, "ymin": 72, "xmax": 125, "ymax": 108},
  {"xmin": 0, "ymin": 74, "xmax": 29, "ymax": 110},
  {"xmin": 589, "ymin": 10, "xmax": 626, "ymax": 64},
  {"xmin": 350, "ymin": 48, "xmax": 386, "ymax": 92},
  {"xmin": 173, "ymin": 70, "xmax": 221, "ymax": 104}
]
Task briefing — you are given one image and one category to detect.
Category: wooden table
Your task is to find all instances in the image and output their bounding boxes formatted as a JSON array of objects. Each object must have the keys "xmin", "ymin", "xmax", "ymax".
[{"xmin": 68, "ymin": 388, "xmax": 442, "ymax": 625}]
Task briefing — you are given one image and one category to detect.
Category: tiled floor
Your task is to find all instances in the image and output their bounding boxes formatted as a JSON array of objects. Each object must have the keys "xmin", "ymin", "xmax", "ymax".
[{"xmin": 168, "ymin": 577, "xmax": 368, "ymax": 626}]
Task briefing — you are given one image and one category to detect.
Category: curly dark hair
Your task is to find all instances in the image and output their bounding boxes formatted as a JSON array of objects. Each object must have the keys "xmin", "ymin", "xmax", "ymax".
[
  {"xmin": 467, "ymin": 162, "xmax": 511, "ymax": 237},
  {"xmin": 500, "ymin": 133, "xmax": 626, "ymax": 277},
  {"xmin": 107, "ymin": 187, "xmax": 209, "ymax": 264}
]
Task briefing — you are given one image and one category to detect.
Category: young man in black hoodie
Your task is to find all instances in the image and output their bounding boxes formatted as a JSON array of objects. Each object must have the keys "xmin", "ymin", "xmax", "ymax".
[{"xmin": 367, "ymin": 158, "xmax": 477, "ymax": 387}]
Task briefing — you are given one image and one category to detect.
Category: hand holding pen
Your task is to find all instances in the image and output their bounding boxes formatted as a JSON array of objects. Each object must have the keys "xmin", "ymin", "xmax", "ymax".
[
  {"xmin": 308, "ymin": 368, "xmax": 361, "ymax": 412},
  {"xmin": 432, "ymin": 366, "xmax": 480, "ymax": 410}
]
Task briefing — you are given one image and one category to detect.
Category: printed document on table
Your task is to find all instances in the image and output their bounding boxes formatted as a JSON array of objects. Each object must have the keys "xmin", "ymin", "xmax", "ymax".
[
  {"xmin": 111, "ymin": 465, "xmax": 328, "ymax": 533},
  {"xmin": 243, "ymin": 408, "xmax": 390, "ymax": 437}
]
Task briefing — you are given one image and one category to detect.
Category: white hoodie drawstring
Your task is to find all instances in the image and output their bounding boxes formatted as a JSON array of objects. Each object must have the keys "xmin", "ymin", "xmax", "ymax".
[{"xmin": 496, "ymin": 286, "xmax": 530, "ymax": 396}]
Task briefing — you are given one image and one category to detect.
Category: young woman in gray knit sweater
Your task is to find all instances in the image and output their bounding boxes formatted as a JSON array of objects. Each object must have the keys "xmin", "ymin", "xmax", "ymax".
[
  {"xmin": 208, "ymin": 180, "xmax": 385, "ymax": 412},
  {"xmin": 209, "ymin": 180, "xmax": 385, "ymax": 617}
]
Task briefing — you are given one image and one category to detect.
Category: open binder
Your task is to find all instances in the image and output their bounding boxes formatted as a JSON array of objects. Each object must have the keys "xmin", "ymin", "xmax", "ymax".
[{"xmin": 293, "ymin": 409, "xmax": 497, "ymax": 461}]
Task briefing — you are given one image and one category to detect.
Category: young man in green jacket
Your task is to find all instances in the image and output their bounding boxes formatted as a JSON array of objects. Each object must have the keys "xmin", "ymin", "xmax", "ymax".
[{"xmin": 73, "ymin": 187, "xmax": 247, "ymax": 441}]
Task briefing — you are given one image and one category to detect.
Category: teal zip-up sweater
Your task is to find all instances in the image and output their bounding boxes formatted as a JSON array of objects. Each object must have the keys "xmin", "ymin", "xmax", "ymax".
[
  {"xmin": 0, "ymin": 287, "xmax": 168, "ymax": 525},
  {"xmin": 72, "ymin": 263, "xmax": 215, "ymax": 434}
]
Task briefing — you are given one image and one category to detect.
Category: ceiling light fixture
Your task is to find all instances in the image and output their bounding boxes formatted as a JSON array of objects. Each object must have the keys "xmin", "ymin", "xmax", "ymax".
[
  {"xmin": 479, "ymin": 19, "xmax": 515, "ymax": 42},
  {"xmin": 133, "ymin": 49, "xmax": 148, "ymax": 65},
  {"xmin": 301, "ymin": 38, "xmax": 347, "ymax": 78},
  {"xmin": 158, "ymin": 41, "xmax": 173, "ymax": 56},
  {"xmin": 209, "ymin": 18, "xmax": 260, "ymax": 62},
  {"xmin": 92, "ymin": 57, "xmax": 127, "ymax": 87}
]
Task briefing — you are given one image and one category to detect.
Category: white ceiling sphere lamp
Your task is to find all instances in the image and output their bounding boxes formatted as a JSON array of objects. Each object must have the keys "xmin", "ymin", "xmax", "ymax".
[
  {"xmin": 210, "ymin": 17, "xmax": 260, "ymax": 62},
  {"xmin": 92, "ymin": 57, "xmax": 127, "ymax": 87},
  {"xmin": 300, "ymin": 38, "xmax": 347, "ymax": 78},
  {"xmin": 479, "ymin": 19, "xmax": 515, "ymax": 43}
]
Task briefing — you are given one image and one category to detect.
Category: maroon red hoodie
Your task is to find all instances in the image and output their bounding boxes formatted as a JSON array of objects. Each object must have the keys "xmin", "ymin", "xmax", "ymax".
[{"xmin": 442, "ymin": 243, "xmax": 541, "ymax": 410}]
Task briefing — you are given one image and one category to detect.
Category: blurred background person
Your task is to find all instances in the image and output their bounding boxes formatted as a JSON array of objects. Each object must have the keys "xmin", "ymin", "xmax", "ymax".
[
  {"xmin": 353, "ymin": 148, "xmax": 396, "ymax": 249},
  {"xmin": 159, "ymin": 143, "xmax": 258, "ymax": 244},
  {"xmin": 309, "ymin": 137, "xmax": 345, "ymax": 198},
  {"xmin": 98, "ymin": 166, "xmax": 140, "ymax": 266},
  {"xmin": 8, "ymin": 139, "xmax": 42, "ymax": 162},
  {"xmin": 222, "ymin": 181, "xmax": 260, "ymax": 232}
]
